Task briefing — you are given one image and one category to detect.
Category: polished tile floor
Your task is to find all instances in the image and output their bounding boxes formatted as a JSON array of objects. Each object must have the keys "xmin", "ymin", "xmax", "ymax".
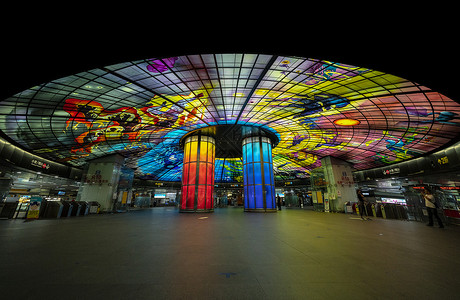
[{"xmin": 1, "ymin": 207, "xmax": 459, "ymax": 299}]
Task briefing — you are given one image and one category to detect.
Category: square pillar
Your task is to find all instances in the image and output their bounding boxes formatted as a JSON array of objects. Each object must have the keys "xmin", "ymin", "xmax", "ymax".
[
  {"xmin": 76, "ymin": 154, "xmax": 129, "ymax": 212},
  {"xmin": 320, "ymin": 156, "xmax": 357, "ymax": 212}
]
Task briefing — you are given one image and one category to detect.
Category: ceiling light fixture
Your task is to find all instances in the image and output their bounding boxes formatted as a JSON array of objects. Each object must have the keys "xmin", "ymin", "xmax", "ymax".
[{"xmin": 333, "ymin": 118, "xmax": 361, "ymax": 126}]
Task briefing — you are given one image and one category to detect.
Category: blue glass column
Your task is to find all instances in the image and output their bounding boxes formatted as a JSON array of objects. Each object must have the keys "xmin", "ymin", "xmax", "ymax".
[{"xmin": 242, "ymin": 136, "xmax": 276, "ymax": 212}]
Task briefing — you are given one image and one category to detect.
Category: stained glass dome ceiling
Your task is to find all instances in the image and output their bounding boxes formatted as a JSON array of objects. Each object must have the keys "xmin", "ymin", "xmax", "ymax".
[{"xmin": 1, "ymin": 53, "xmax": 460, "ymax": 182}]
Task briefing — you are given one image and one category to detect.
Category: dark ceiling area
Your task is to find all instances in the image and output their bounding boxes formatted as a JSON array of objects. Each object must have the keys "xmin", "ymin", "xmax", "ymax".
[{"xmin": 2, "ymin": 30, "xmax": 459, "ymax": 104}]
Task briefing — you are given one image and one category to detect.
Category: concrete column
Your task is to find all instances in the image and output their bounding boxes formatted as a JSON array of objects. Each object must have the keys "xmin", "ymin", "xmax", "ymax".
[
  {"xmin": 76, "ymin": 154, "xmax": 132, "ymax": 212},
  {"xmin": 320, "ymin": 156, "xmax": 357, "ymax": 212}
]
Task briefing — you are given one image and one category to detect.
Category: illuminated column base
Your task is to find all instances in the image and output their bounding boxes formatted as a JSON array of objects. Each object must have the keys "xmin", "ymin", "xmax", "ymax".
[
  {"xmin": 242, "ymin": 136, "xmax": 276, "ymax": 212},
  {"xmin": 180, "ymin": 135, "xmax": 215, "ymax": 213}
]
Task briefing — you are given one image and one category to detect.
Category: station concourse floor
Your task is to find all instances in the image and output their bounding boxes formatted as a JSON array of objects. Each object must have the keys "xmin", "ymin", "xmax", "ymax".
[{"xmin": 1, "ymin": 207, "xmax": 459, "ymax": 300}]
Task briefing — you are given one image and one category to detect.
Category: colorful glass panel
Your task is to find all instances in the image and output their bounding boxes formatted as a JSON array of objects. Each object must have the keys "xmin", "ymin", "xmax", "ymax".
[{"xmin": 0, "ymin": 54, "xmax": 459, "ymax": 183}]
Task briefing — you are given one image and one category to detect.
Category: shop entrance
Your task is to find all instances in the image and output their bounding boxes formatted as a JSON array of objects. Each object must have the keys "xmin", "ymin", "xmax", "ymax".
[{"xmin": 215, "ymin": 187, "xmax": 243, "ymax": 208}]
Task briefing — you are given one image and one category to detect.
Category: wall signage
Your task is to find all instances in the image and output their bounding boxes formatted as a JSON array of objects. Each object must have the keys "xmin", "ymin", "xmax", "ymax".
[
  {"xmin": 83, "ymin": 172, "xmax": 108, "ymax": 184},
  {"xmin": 31, "ymin": 159, "xmax": 50, "ymax": 170},
  {"xmin": 437, "ymin": 156, "xmax": 449, "ymax": 165},
  {"xmin": 382, "ymin": 167, "xmax": 400, "ymax": 175},
  {"xmin": 440, "ymin": 186, "xmax": 460, "ymax": 190},
  {"xmin": 412, "ymin": 186, "xmax": 425, "ymax": 190}
]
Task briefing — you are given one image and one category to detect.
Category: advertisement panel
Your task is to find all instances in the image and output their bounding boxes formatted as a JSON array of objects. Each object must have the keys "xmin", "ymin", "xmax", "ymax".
[{"xmin": 26, "ymin": 196, "xmax": 42, "ymax": 219}]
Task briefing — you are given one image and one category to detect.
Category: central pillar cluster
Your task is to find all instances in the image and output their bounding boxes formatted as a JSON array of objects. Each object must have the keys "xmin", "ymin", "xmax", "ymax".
[{"xmin": 179, "ymin": 125, "xmax": 278, "ymax": 213}]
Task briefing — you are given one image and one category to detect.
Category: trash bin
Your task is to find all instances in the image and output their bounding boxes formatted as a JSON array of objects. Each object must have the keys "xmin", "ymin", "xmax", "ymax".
[
  {"xmin": 88, "ymin": 201, "xmax": 100, "ymax": 214},
  {"xmin": 344, "ymin": 202, "xmax": 353, "ymax": 214},
  {"xmin": 353, "ymin": 203, "xmax": 359, "ymax": 214}
]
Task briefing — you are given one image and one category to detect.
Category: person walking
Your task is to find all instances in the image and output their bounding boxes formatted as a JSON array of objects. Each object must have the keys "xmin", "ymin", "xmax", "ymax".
[
  {"xmin": 356, "ymin": 189, "xmax": 366, "ymax": 220},
  {"xmin": 423, "ymin": 188, "xmax": 444, "ymax": 228},
  {"xmin": 277, "ymin": 194, "xmax": 282, "ymax": 211}
]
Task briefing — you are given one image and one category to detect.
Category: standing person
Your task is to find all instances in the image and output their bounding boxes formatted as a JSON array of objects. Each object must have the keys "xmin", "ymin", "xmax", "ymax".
[
  {"xmin": 423, "ymin": 188, "xmax": 444, "ymax": 228},
  {"xmin": 277, "ymin": 194, "xmax": 282, "ymax": 211},
  {"xmin": 357, "ymin": 189, "xmax": 366, "ymax": 220}
]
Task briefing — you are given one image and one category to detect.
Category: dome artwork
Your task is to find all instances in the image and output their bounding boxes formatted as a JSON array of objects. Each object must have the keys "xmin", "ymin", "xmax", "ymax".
[{"xmin": 1, "ymin": 54, "xmax": 459, "ymax": 182}]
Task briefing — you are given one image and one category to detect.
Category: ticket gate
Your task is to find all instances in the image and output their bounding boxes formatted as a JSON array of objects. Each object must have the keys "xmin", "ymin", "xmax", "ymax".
[
  {"xmin": 78, "ymin": 201, "xmax": 89, "ymax": 216},
  {"xmin": 43, "ymin": 201, "xmax": 63, "ymax": 218},
  {"xmin": 70, "ymin": 201, "xmax": 81, "ymax": 216},
  {"xmin": 61, "ymin": 201, "xmax": 73, "ymax": 218}
]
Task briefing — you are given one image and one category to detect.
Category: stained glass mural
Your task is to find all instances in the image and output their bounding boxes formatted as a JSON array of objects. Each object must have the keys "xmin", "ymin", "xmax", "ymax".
[{"xmin": 0, "ymin": 54, "xmax": 459, "ymax": 182}]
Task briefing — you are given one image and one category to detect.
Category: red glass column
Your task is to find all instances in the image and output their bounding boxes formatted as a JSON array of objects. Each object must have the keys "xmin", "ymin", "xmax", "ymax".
[{"xmin": 180, "ymin": 135, "xmax": 215, "ymax": 212}]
